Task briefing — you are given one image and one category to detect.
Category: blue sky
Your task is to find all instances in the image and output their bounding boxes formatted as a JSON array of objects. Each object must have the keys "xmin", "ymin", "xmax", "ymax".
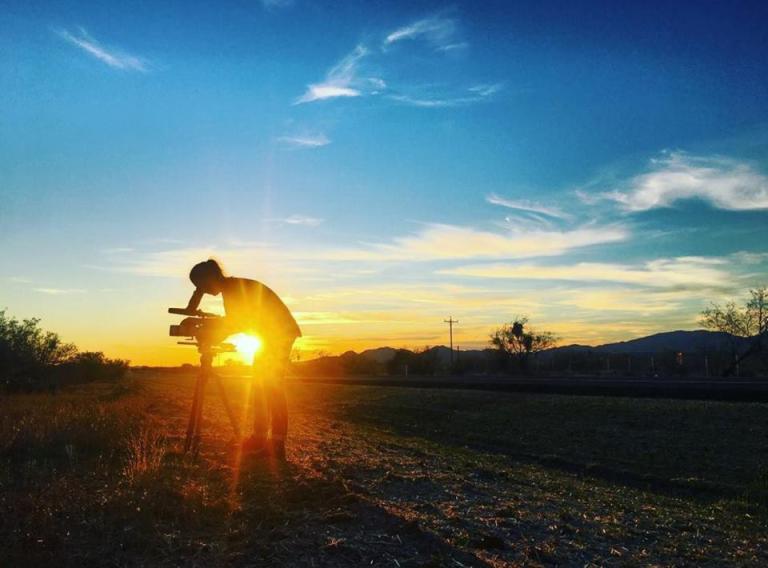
[{"xmin": 2, "ymin": 0, "xmax": 767, "ymax": 364}]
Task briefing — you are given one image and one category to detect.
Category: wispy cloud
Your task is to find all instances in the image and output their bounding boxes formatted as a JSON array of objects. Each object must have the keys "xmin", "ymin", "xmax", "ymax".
[
  {"xmin": 34, "ymin": 288, "xmax": 87, "ymax": 295},
  {"xmin": 295, "ymin": 16, "xmax": 501, "ymax": 110},
  {"xmin": 468, "ymin": 83, "xmax": 502, "ymax": 97},
  {"xmin": 486, "ymin": 193, "xmax": 570, "ymax": 220},
  {"xmin": 94, "ymin": 246, "xmax": 263, "ymax": 278},
  {"xmin": 385, "ymin": 14, "xmax": 459, "ymax": 51},
  {"xmin": 56, "ymin": 27, "xmax": 147, "ymax": 72},
  {"xmin": 442, "ymin": 256, "xmax": 733, "ymax": 289},
  {"xmin": 295, "ymin": 45, "xmax": 378, "ymax": 104},
  {"xmin": 589, "ymin": 152, "xmax": 768, "ymax": 212},
  {"xmin": 565, "ymin": 288, "xmax": 708, "ymax": 314},
  {"xmin": 278, "ymin": 133, "xmax": 330, "ymax": 148},
  {"xmin": 283, "ymin": 215, "xmax": 324, "ymax": 227},
  {"xmin": 388, "ymin": 83, "xmax": 502, "ymax": 108},
  {"xmin": 322, "ymin": 223, "xmax": 628, "ymax": 262},
  {"xmin": 438, "ymin": 42, "xmax": 468, "ymax": 52},
  {"xmin": 95, "ymin": 220, "xmax": 628, "ymax": 280}
]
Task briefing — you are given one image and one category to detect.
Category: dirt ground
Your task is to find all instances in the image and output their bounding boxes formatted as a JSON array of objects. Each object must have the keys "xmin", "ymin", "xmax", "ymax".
[{"xmin": 2, "ymin": 371, "xmax": 767, "ymax": 566}]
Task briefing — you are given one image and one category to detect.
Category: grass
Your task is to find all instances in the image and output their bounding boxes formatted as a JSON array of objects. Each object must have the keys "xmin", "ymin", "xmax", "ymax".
[
  {"xmin": 334, "ymin": 388, "xmax": 768, "ymax": 493},
  {"xmin": 122, "ymin": 425, "xmax": 167, "ymax": 481},
  {"xmin": 0, "ymin": 371, "xmax": 766, "ymax": 566}
]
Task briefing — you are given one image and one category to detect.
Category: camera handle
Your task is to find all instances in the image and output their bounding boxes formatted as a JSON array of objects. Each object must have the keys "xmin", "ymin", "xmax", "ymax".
[{"xmin": 168, "ymin": 307, "xmax": 220, "ymax": 318}]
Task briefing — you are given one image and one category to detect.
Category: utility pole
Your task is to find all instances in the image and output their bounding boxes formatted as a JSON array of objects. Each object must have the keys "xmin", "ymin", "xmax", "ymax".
[{"xmin": 444, "ymin": 316, "xmax": 458, "ymax": 366}]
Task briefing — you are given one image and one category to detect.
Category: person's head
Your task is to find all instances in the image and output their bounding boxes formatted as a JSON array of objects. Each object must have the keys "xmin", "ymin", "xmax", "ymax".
[{"xmin": 189, "ymin": 259, "xmax": 225, "ymax": 294}]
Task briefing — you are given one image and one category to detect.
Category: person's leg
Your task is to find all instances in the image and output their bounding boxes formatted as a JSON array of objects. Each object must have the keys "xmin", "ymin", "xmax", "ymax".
[
  {"xmin": 243, "ymin": 359, "xmax": 269, "ymax": 453},
  {"xmin": 266, "ymin": 338, "xmax": 293, "ymax": 459},
  {"xmin": 269, "ymin": 384, "xmax": 288, "ymax": 453}
]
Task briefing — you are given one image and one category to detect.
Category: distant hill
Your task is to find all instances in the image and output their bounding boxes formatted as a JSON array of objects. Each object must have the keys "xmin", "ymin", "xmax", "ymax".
[
  {"xmin": 290, "ymin": 329, "xmax": 760, "ymax": 378},
  {"xmin": 550, "ymin": 330, "xmax": 749, "ymax": 356},
  {"xmin": 358, "ymin": 347, "xmax": 399, "ymax": 363},
  {"xmin": 306, "ymin": 329, "xmax": 749, "ymax": 366}
]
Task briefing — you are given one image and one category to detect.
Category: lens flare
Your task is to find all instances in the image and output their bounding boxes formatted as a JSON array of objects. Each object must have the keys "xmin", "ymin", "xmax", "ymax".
[{"xmin": 226, "ymin": 333, "xmax": 263, "ymax": 364}]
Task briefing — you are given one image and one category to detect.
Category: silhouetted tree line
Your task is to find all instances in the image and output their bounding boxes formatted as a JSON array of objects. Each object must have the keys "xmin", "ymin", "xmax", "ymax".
[
  {"xmin": 0, "ymin": 310, "xmax": 129, "ymax": 391},
  {"xmin": 292, "ymin": 294, "xmax": 768, "ymax": 378}
]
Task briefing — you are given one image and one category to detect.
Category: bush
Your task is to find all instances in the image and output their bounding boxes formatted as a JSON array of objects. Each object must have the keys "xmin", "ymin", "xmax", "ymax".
[
  {"xmin": 0, "ymin": 310, "xmax": 128, "ymax": 391},
  {"xmin": 61, "ymin": 351, "xmax": 129, "ymax": 383},
  {"xmin": 0, "ymin": 310, "xmax": 76, "ymax": 390}
]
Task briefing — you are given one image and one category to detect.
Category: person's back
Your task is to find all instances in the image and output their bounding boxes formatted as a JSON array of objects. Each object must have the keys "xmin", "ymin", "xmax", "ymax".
[{"xmin": 220, "ymin": 277, "xmax": 301, "ymax": 341}]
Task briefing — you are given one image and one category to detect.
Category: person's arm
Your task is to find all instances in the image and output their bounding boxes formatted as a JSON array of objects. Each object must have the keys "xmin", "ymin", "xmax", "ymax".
[{"xmin": 185, "ymin": 288, "xmax": 204, "ymax": 313}]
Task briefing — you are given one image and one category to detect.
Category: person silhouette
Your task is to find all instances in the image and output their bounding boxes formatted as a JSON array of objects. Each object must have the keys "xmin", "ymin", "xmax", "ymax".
[{"xmin": 184, "ymin": 259, "xmax": 301, "ymax": 459}]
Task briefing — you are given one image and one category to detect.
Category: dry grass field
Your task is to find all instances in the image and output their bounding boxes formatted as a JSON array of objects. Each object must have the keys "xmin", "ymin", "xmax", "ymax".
[{"xmin": 1, "ymin": 371, "xmax": 767, "ymax": 566}]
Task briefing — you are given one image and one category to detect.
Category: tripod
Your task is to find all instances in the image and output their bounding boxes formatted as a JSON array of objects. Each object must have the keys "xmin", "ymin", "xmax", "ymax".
[
  {"xmin": 183, "ymin": 340, "xmax": 242, "ymax": 455},
  {"xmin": 168, "ymin": 307, "xmax": 243, "ymax": 456}
]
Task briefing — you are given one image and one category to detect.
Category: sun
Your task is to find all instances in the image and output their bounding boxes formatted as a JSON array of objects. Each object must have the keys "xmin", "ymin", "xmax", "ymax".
[{"xmin": 226, "ymin": 333, "xmax": 263, "ymax": 364}]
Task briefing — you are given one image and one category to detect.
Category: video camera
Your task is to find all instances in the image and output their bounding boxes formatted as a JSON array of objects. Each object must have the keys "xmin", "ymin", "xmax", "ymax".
[{"xmin": 168, "ymin": 308, "xmax": 234, "ymax": 352}]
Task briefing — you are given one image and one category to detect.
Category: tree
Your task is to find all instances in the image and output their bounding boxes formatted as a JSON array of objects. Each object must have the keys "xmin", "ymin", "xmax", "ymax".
[
  {"xmin": 746, "ymin": 286, "xmax": 768, "ymax": 335},
  {"xmin": 0, "ymin": 310, "xmax": 76, "ymax": 388},
  {"xmin": 490, "ymin": 317, "xmax": 557, "ymax": 373},
  {"xmin": 700, "ymin": 286, "xmax": 768, "ymax": 376},
  {"xmin": 700, "ymin": 286, "xmax": 768, "ymax": 337},
  {"xmin": 0, "ymin": 310, "xmax": 128, "ymax": 390}
]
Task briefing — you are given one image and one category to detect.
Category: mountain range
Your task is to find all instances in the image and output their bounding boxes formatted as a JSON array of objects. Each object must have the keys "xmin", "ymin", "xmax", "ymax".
[{"xmin": 330, "ymin": 330, "xmax": 751, "ymax": 366}]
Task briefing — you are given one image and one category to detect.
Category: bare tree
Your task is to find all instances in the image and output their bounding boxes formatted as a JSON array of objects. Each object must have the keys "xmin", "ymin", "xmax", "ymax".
[
  {"xmin": 490, "ymin": 316, "xmax": 557, "ymax": 372},
  {"xmin": 746, "ymin": 286, "xmax": 768, "ymax": 335},
  {"xmin": 700, "ymin": 286, "xmax": 768, "ymax": 376},
  {"xmin": 700, "ymin": 286, "xmax": 768, "ymax": 337}
]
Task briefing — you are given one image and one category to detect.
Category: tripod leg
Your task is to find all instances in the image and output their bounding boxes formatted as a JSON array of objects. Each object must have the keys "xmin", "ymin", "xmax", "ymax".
[
  {"xmin": 192, "ymin": 375, "xmax": 208, "ymax": 457},
  {"xmin": 213, "ymin": 373, "xmax": 241, "ymax": 440},
  {"xmin": 184, "ymin": 373, "xmax": 204, "ymax": 453}
]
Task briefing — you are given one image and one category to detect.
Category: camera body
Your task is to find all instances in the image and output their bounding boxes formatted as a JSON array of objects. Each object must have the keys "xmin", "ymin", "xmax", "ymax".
[
  {"xmin": 169, "ymin": 317, "xmax": 203, "ymax": 338},
  {"xmin": 168, "ymin": 308, "xmax": 232, "ymax": 348}
]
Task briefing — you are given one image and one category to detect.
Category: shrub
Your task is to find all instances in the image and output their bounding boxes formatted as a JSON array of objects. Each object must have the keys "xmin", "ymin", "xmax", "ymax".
[
  {"xmin": 0, "ymin": 310, "xmax": 129, "ymax": 391},
  {"xmin": 0, "ymin": 310, "xmax": 76, "ymax": 390},
  {"xmin": 61, "ymin": 351, "xmax": 129, "ymax": 383}
]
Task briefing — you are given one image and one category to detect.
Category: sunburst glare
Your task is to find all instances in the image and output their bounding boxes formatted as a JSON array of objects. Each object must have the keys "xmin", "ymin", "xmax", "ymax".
[{"xmin": 226, "ymin": 333, "xmax": 263, "ymax": 364}]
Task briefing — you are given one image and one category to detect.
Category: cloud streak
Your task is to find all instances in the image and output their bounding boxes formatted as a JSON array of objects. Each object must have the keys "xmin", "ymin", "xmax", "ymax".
[
  {"xmin": 385, "ymin": 14, "xmax": 459, "ymax": 51},
  {"xmin": 278, "ymin": 133, "xmax": 330, "ymax": 148},
  {"xmin": 34, "ymin": 288, "xmax": 87, "ymax": 295},
  {"xmin": 323, "ymin": 223, "xmax": 629, "ymax": 262},
  {"xmin": 295, "ymin": 45, "xmax": 376, "ymax": 104},
  {"xmin": 443, "ymin": 256, "xmax": 734, "ymax": 289},
  {"xmin": 592, "ymin": 152, "xmax": 768, "ymax": 212},
  {"xmin": 486, "ymin": 193, "xmax": 570, "ymax": 220},
  {"xmin": 96, "ymin": 221, "xmax": 629, "ymax": 279},
  {"xmin": 57, "ymin": 27, "xmax": 147, "ymax": 72},
  {"xmin": 387, "ymin": 83, "xmax": 502, "ymax": 108},
  {"xmin": 283, "ymin": 215, "xmax": 324, "ymax": 227},
  {"xmin": 295, "ymin": 16, "xmax": 502, "ymax": 110}
]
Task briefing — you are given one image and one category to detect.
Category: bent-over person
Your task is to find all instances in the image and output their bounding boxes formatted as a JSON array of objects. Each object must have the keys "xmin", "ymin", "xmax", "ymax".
[{"xmin": 184, "ymin": 259, "xmax": 301, "ymax": 459}]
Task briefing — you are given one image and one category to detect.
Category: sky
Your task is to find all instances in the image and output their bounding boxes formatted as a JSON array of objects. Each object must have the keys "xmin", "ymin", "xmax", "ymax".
[{"xmin": 2, "ymin": 0, "xmax": 768, "ymax": 365}]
